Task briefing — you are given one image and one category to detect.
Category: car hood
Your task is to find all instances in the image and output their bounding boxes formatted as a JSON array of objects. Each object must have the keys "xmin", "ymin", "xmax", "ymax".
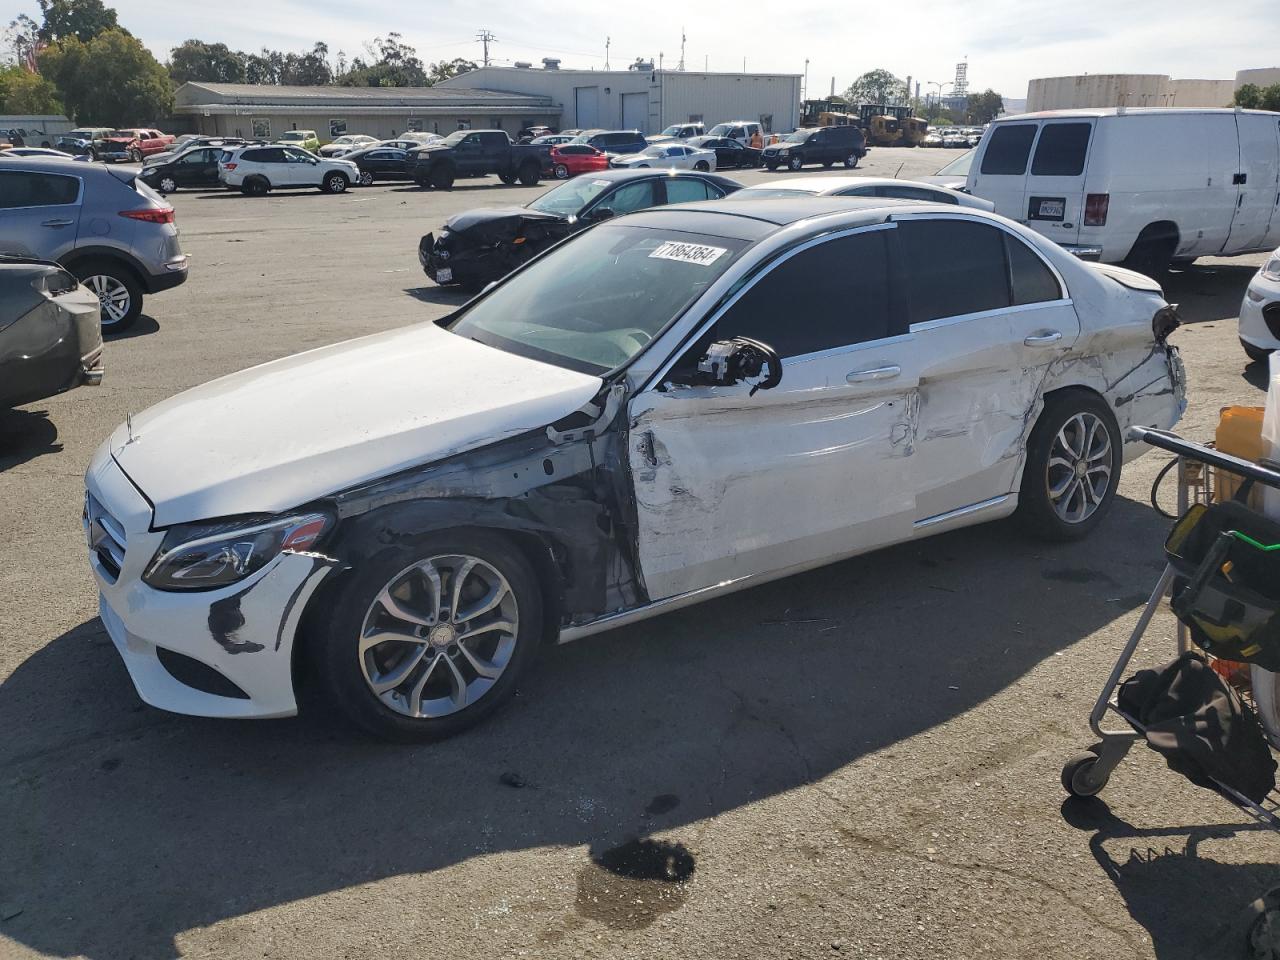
[
  {"xmin": 443, "ymin": 205, "xmax": 566, "ymax": 234},
  {"xmin": 108, "ymin": 323, "xmax": 603, "ymax": 526}
]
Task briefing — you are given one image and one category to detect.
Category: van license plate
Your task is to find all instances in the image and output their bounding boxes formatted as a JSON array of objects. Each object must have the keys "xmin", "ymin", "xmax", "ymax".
[
  {"xmin": 435, "ymin": 267, "xmax": 452, "ymax": 283},
  {"xmin": 1031, "ymin": 197, "xmax": 1065, "ymax": 221}
]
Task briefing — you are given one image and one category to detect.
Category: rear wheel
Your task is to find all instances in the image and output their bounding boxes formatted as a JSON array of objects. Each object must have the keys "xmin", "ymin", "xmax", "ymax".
[
  {"xmin": 498, "ymin": 172, "xmax": 517, "ymax": 185},
  {"xmin": 517, "ymin": 162, "xmax": 540, "ymax": 186},
  {"xmin": 309, "ymin": 529, "xmax": 544, "ymax": 741},
  {"xmin": 1016, "ymin": 390, "xmax": 1121, "ymax": 541},
  {"xmin": 1123, "ymin": 227, "xmax": 1178, "ymax": 279},
  {"xmin": 72, "ymin": 258, "xmax": 143, "ymax": 334},
  {"xmin": 822, "ymin": 159, "xmax": 834, "ymax": 168},
  {"xmin": 843, "ymin": 153, "xmax": 860, "ymax": 169},
  {"xmin": 242, "ymin": 177, "xmax": 269, "ymax": 197},
  {"xmin": 552, "ymin": 163, "xmax": 569, "ymax": 180},
  {"xmin": 1061, "ymin": 747, "xmax": 1109, "ymax": 798},
  {"xmin": 431, "ymin": 165, "xmax": 455, "ymax": 190}
]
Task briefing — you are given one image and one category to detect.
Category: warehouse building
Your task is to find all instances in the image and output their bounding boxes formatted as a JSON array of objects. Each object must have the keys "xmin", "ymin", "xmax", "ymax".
[
  {"xmin": 436, "ymin": 62, "xmax": 802, "ymax": 135},
  {"xmin": 172, "ymin": 82, "xmax": 561, "ymax": 140}
]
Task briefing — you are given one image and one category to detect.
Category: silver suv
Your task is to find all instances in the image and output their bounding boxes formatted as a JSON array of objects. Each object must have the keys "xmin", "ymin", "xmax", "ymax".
[{"xmin": 0, "ymin": 158, "xmax": 188, "ymax": 332}]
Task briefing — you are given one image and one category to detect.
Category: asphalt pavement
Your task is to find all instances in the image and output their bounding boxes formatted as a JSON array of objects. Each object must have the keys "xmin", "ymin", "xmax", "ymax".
[{"xmin": 1, "ymin": 147, "xmax": 1277, "ymax": 960}]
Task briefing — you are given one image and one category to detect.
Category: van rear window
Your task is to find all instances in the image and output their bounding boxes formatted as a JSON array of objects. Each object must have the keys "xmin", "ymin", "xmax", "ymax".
[
  {"xmin": 1030, "ymin": 123, "xmax": 1092, "ymax": 177},
  {"xmin": 980, "ymin": 124, "xmax": 1036, "ymax": 176}
]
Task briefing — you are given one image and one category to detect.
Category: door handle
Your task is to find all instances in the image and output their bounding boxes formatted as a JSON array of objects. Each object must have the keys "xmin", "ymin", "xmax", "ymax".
[
  {"xmin": 1024, "ymin": 331, "xmax": 1063, "ymax": 346},
  {"xmin": 41, "ymin": 218, "xmax": 74, "ymax": 227},
  {"xmin": 846, "ymin": 364, "xmax": 901, "ymax": 383}
]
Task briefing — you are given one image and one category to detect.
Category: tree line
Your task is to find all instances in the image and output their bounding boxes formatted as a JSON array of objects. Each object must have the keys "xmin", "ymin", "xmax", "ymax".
[
  {"xmin": 1234, "ymin": 83, "xmax": 1280, "ymax": 112},
  {"xmin": 1, "ymin": 0, "xmax": 476, "ymax": 124},
  {"xmin": 839, "ymin": 68, "xmax": 1006, "ymax": 125}
]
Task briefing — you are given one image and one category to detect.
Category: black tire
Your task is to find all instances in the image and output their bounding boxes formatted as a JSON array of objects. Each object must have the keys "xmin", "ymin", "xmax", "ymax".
[
  {"xmin": 551, "ymin": 163, "xmax": 569, "ymax": 180},
  {"xmin": 86, "ymin": 148, "xmax": 97, "ymax": 161},
  {"xmin": 415, "ymin": 176, "xmax": 431, "ymax": 189},
  {"xmin": 308, "ymin": 529, "xmax": 545, "ymax": 741},
  {"xmin": 1016, "ymin": 389, "xmax": 1121, "ymax": 541},
  {"xmin": 321, "ymin": 172, "xmax": 349, "ymax": 194},
  {"xmin": 358, "ymin": 170, "xmax": 374, "ymax": 187},
  {"xmin": 128, "ymin": 148, "xmax": 142, "ymax": 163},
  {"xmin": 694, "ymin": 160, "xmax": 710, "ymax": 171},
  {"xmin": 843, "ymin": 153, "xmax": 860, "ymax": 169},
  {"xmin": 1061, "ymin": 749, "xmax": 1108, "ymax": 798},
  {"xmin": 158, "ymin": 176, "xmax": 177, "ymax": 193},
  {"xmin": 431, "ymin": 165, "xmax": 455, "ymax": 190},
  {"xmin": 242, "ymin": 177, "xmax": 269, "ymax": 197},
  {"xmin": 70, "ymin": 257, "xmax": 143, "ymax": 333},
  {"xmin": 765, "ymin": 162, "xmax": 777, "ymax": 171},
  {"xmin": 1243, "ymin": 339, "xmax": 1272, "ymax": 364},
  {"xmin": 498, "ymin": 172, "xmax": 517, "ymax": 185},
  {"xmin": 1123, "ymin": 229, "xmax": 1177, "ymax": 279},
  {"xmin": 822, "ymin": 160, "xmax": 834, "ymax": 168},
  {"xmin": 788, "ymin": 154, "xmax": 803, "ymax": 171},
  {"xmin": 517, "ymin": 162, "xmax": 539, "ymax": 186}
]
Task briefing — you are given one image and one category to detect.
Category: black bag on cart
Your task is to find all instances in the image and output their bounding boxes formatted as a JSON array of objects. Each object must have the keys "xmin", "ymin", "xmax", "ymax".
[
  {"xmin": 1165, "ymin": 501, "xmax": 1280, "ymax": 671},
  {"xmin": 1118, "ymin": 652, "xmax": 1277, "ymax": 804}
]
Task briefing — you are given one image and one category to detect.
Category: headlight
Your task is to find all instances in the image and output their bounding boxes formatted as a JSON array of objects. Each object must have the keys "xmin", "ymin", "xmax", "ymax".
[
  {"xmin": 1262, "ymin": 256, "xmax": 1280, "ymax": 282},
  {"xmin": 143, "ymin": 512, "xmax": 331, "ymax": 591},
  {"xmin": 777, "ymin": 149, "xmax": 789, "ymax": 155}
]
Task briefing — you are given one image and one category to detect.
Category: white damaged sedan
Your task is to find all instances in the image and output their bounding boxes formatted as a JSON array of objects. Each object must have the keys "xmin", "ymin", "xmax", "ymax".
[
  {"xmin": 609, "ymin": 142, "xmax": 717, "ymax": 172},
  {"xmin": 84, "ymin": 198, "xmax": 1185, "ymax": 740}
]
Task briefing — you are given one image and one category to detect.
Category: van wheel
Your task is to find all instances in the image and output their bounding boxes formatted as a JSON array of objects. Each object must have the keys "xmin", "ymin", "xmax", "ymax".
[
  {"xmin": 1016, "ymin": 390, "xmax": 1121, "ymax": 541},
  {"xmin": 1123, "ymin": 227, "xmax": 1178, "ymax": 279},
  {"xmin": 517, "ymin": 162, "xmax": 540, "ymax": 186},
  {"xmin": 843, "ymin": 153, "xmax": 860, "ymax": 169},
  {"xmin": 788, "ymin": 155, "xmax": 803, "ymax": 171},
  {"xmin": 431, "ymin": 165, "xmax": 455, "ymax": 190},
  {"xmin": 309, "ymin": 529, "xmax": 544, "ymax": 741},
  {"xmin": 242, "ymin": 177, "xmax": 269, "ymax": 197},
  {"xmin": 72, "ymin": 258, "xmax": 143, "ymax": 333}
]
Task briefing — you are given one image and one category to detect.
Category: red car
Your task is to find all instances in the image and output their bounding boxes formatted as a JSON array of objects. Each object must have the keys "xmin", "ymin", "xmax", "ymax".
[
  {"xmin": 547, "ymin": 143, "xmax": 609, "ymax": 180},
  {"xmin": 99, "ymin": 128, "xmax": 174, "ymax": 163}
]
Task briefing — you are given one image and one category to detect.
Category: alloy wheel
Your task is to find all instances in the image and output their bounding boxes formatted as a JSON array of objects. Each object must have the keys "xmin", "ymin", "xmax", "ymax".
[
  {"xmin": 1047, "ymin": 412, "xmax": 1112, "ymax": 524},
  {"xmin": 85, "ymin": 274, "xmax": 131, "ymax": 328},
  {"xmin": 359, "ymin": 171, "xmax": 374, "ymax": 186},
  {"xmin": 159, "ymin": 177, "xmax": 176, "ymax": 193},
  {"xmin": 358, "ymin": 554, "xmax": 520, "ymax": 719}
]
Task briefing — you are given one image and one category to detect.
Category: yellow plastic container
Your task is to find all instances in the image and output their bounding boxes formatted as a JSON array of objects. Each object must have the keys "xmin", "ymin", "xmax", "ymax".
[{"xmin": 1215, "ymin": 406, "xmax": 1266, "ymax": 507}]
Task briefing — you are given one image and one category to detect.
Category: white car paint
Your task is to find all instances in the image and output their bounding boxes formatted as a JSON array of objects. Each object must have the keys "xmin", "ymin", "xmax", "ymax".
[
  {"xmin": 611, "ymin": 144, "xmax": 718, "ymax": 171},
  {"xmin": 109, "ymin": 322, "xmax": 603, "ymax": 527},
  {"xmin": 83, "ymin": 199, "xmax": 1184, "ymax": 723},
  {"xmin": 735, "ymin": 176, "xmax": 995, "ymax": 211},
  {"xmin": 320, "ymin": 135, "xmax": 378, "ymax": 157},
  {"xmin": 968, "ymin": 108, "xmax": 1280, "ymax": 263},
  {"xmin": 1238, "ymin": 248, "xmax": 1280, "ymax": 357},
  {"xmin": 219, "ymin": 144, "xmax": 359, "ymax": 191}
]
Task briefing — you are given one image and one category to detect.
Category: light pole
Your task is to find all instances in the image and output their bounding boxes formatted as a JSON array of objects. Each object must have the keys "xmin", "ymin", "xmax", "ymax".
[
  {"xmin": 926, "ymin": 81, "xmax": 952, "ymax": 122},
  {"xmin": 803, "ymin": 58, "xmax": 809, "ymax": 103}
]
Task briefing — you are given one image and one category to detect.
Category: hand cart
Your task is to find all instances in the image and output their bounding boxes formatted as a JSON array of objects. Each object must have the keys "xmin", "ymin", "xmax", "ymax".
[{"xmin": 1061, "ymin": 426, "xmax": 1280, "ymax": 834}]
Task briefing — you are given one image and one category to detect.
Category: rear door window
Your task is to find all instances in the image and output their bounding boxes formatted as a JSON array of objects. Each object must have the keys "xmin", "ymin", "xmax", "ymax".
[
  {"xmin": 597, "ymin": 179, "xmax": 658, "ymax": 214},
  {"xmin": 664, "ymin": 178, "xmax": 716, "ymax": 203},
  {"xmin": 1029, "ymin": 122, "xmax": 1092, "ymax": 177},
  {"xmin": 713, "ymin": 229, "xmax": 896, "ymax": 357},
  {"xmin": 897, "ymin": 219, "xmax": 1011, "ymax": 324},
  {"xmin": 1006, "ymin": 235, "xmax": 1062, "ymax": 304},
  {"xmin": 980, "ymin": 124, "xmax": 1037, "ymax": 175},
  {"xmin": 0, "ymin": 170, "xmax": 81, "ymax": 207}
]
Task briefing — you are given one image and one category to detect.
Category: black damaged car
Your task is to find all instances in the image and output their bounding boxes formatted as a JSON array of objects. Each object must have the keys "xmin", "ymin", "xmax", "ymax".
[
  {"xmin": 418, "ymin": 169, "xmax": 742, "ymax": 291},
  {"xmin": 1, "ymin": 257, "xmax": 104, "ymax": 409}
]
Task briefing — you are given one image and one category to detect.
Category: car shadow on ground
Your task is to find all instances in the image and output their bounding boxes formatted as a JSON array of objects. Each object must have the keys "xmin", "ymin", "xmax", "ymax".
[
  {"xmin": 1062, "ymin": 799, "xmax": 1280, "ymax": 958},
  {"xmin": 103, "ymin": 313, "xmax": 159, "ymax": 342},
  {"xmin": 0, "ymin": 408, "xmax": 61, "ymax": 470},
  {"xmin": 1164, "ymin": 263, "xmax": 1258, "ymax": 326},
  {"xmin": 0, "ymin": 493, "xmax": 1195, "ymax": 958},
  {"xmin": 404, "ymin": 285, "xmax": 471, "ymax": 307}
]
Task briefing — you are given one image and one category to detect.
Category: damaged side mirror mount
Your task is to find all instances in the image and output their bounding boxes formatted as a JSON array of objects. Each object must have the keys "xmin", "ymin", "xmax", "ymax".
[
  {"xmin": 585, "ymin": 206, "xmax": 616, "ymax": 222},
  {"xmin": 679, "ymin": 337, "xmax": 783, "ymax": 396}
]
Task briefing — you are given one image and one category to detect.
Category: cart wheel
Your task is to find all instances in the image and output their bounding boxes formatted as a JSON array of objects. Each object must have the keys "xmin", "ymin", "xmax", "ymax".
[
  {"xmin": 1061, "ymin": 750, "xmax": 1109, "ymax": 798},
  {"xmin": 1248, "ymin": 904, "xmax": 1280, "ymax": 958}
]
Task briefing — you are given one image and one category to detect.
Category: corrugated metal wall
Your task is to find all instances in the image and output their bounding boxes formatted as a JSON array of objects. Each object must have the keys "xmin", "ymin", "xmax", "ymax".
[
  {"xmin": 1027, "ymin": 74, "xmax": 1235, "ymax": 111},
  {"xmin": 658, "ymin": 73, "xmax": 801, "ymax": 133}
]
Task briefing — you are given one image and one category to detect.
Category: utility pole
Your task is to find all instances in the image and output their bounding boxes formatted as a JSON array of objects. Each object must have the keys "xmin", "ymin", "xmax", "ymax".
[
  {"xmin": 476, "ymin": 29, "xmax": 496, "ymax": 67},
  {"xmin": 803, "ymin": 58, "xmax": 809, "ymax": 102},
  {"xmin": 677, "ymin": 29, "xmax": 686, "ymax": 71},
  {"xmin": 605, "ymin": 36, "xmax": 610, "ymax": 70}
]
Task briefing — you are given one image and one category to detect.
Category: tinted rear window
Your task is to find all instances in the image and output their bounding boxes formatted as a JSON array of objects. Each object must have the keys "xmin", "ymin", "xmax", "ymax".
[
  {"xmin": 1030, "ymin": 122, "xmax": 1092, "ymax": 177},
  {"xmin": 897, "ymin": 219, "xmax": 1010, "ymax": 324},
  {"xmin": 1006, "ymin": 235, "xmax": 1062, "ymax": 304},
  {"xmin": 980, "ymin": 124, "xmax": 1036, "ymax": 175}
]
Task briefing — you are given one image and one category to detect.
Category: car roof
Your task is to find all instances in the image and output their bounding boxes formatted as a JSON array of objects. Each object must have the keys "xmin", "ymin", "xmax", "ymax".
[
  {"xmin": 620, "ymin": 196, "xmax": 926, "ymax": 240},
  {"xmin": 573, "ymin": 168, "xmax": 739, "ymax": 186},
  {"xmin": 738, "ymin": 176, "xmax": 950, "ymax": 195},
  {"xmin": 995, "ymin": 107, "xmax": 1280, "ymax": 121}
]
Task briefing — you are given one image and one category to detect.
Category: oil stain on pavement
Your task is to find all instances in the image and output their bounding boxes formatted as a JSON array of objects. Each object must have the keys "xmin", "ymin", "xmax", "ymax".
[{"xmin": 575, "ymin": 838, "xmax": 696, "ymax": 929}]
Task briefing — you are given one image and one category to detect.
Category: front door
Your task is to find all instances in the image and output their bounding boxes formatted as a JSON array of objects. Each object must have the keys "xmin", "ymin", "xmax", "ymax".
[
  {"xmin": 454, "ymin": 134, "xmax": 484, "ymax": 175},
  {"xmin": 1225, "ymin": 114, "xmax": 1280, "ymax": 254},
  {"xmin": 175, "ymin": 148, "xmax": 219, "ymax": 187},
  {"xmin": 0, "ymin": 167, "xmax": 83, "ymax": 260},
  {"xmin": 890, "ymin": 215, "xmax": 1081, "ymax": 523},
  {"xmin": 282, "ymin": 147, "xmax": 317, "ymax": 185},
  {"xmin": 628, "ymin": 225, "xmax": 918, "ymax": 600}
]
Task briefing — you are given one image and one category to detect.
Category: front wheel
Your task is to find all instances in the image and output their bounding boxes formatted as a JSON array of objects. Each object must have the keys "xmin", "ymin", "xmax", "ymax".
[
  {"xmin": 128, "ymin": 148, "xmax": 142, "ymax": 163},
  {"xmin": 358, "ymin": 170, "xmax": 374, "ymax": 186},
  {"xmin": 310, "ymin": 530, "xmax": 544, "ymax": 741},
  {"xmin": 321, "ymin": 172, "xmax": 349, "ymax": 193},
  {"xmin": 788, "ymin": 154, "xmax": 803, "ymax": 171},
  {"xmin": 765, "ymin": 162, "xmax": 778, "ymax": 171},
  {"xmin": 694, "ymin": 160, "xmax": 710, "ymax": 171},
  {"xmin": 1016, "ymin": 390, "xmax": 1121, "ymax": 541},
  {"xmin": 158, "ymin": 176, "xmax": 177, "ymax": 193}
]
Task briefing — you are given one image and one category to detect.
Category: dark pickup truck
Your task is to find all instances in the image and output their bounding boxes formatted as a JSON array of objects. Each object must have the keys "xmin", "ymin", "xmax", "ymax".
[{"xmin": 410, "ymin": 130, "xmax": 550, "ymax": 189}]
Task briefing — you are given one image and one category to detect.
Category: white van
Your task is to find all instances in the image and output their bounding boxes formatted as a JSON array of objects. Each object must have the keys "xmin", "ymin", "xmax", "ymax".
[{"xmin": 967, "ymin": 108, "xmax": 1280, "ymax": 274}]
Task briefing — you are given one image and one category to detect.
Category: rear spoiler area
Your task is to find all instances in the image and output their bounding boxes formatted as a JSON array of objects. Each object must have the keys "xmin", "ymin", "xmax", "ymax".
[{"xmin": 1089, "ymin": 261, "xmax": 1164, "ymax": 293}]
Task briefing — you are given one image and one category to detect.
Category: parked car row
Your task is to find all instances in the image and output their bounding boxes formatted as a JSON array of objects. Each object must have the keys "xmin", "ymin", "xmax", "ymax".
[{"xmin": 924, "ymin": 126, "xmax": 984, "ymax": 148}]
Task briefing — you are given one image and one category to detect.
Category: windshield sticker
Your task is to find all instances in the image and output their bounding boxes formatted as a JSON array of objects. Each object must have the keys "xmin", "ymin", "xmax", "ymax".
[{"xmin": 648, "ymin": 241, "xmax": 729, "ymax": 266}]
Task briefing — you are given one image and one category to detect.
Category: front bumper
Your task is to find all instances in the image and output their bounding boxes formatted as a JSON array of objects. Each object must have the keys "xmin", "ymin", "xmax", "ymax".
[
  {"xmin": 84, "ymin": 453, "xmax": 336, "ymax": 719},
  {"xmin": 1239, "ymin": 274, "xmax": 1280, "ymax": 350}
]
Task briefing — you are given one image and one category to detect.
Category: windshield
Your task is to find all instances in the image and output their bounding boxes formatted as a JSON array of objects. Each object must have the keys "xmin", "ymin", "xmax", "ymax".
[
  {"xmin": 526, "ymin": 177, "xmax": 614, "ymax": 216},
  {"xmin": 707, "ymin": 124, "xmax": 736, "ymax": 137},
  {"xmin": 935, "ymin": 149, "xmax": 975, "ymax": 176},
  {"xmin": 783, "ymin": 131, "xmax": 809, "ymax": 143},
  {"xmin": 442, "ymin": 131, "xmax": 469, "ymax": 146},
  {"xmin": 280, "ymin": 132, "xmax": 304, "ymax": 140},
  {"xmin": 641, "ymin": 145, "xmax": 669, "ymax": 157},
  {"xmin": 449, "ymin": 224, "xmax": 750, "ymax": 374},
  {"xmin": 660, "ymin": 125, "xmax": 686, "ymax": 137}
]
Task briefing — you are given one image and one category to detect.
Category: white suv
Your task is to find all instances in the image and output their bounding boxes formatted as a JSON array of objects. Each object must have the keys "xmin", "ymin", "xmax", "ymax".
[{"xmin": 218, "ymin": 144, "xmax": 359, "ymax": 196}]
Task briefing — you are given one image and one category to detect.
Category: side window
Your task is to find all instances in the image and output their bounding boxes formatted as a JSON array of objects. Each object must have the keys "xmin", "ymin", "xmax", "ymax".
[
  {"xmin": 284, "ymin": 148, "xmax": 311, "ymax": 163},
  {"xmin": 598, "ymin": 180, "xmax": 658, "ymax": 214},
  {"xmin": 712, "ymin": 230, "xmax": 895, "ymax": 357},
  {"xmin": 877, "ymin": 184, "xmax": 959, "ymax": 205},
  {"xmin": 664, "ymin": 178, "xmax": 713, "ymax": 204},
  {"xmin": 980, "ymin": 124, "xmax": 1036, "ymax": 175},
  {"xmin": 0, "ymin": 170, "xmax": 80, "ymax": 208},
  {"xmin": 1006, "ymin": 235, "xmax": 1062, "ymax": 305},
  {"xmin": 897, "ymin": 219, "xmax": 1011, "ymax": 324},
  {"xmin": 1030, "ymin": 122, "xmax": 1092, "ymax": 177},
  {"xmin": 836, "ymin": 185, "xmax": 875, "ymax": 197}
]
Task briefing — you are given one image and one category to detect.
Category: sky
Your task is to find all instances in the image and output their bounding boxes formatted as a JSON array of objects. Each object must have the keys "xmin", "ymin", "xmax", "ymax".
[{"xmin": 29, "ymin": 0, "xmax": 1279, "ymax": 98}]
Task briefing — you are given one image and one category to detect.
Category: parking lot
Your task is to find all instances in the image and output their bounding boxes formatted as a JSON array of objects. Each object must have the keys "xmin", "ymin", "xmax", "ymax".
[{"xmin": 2, "ymin": 145, "xmax": 1278, "ymax": 960}]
